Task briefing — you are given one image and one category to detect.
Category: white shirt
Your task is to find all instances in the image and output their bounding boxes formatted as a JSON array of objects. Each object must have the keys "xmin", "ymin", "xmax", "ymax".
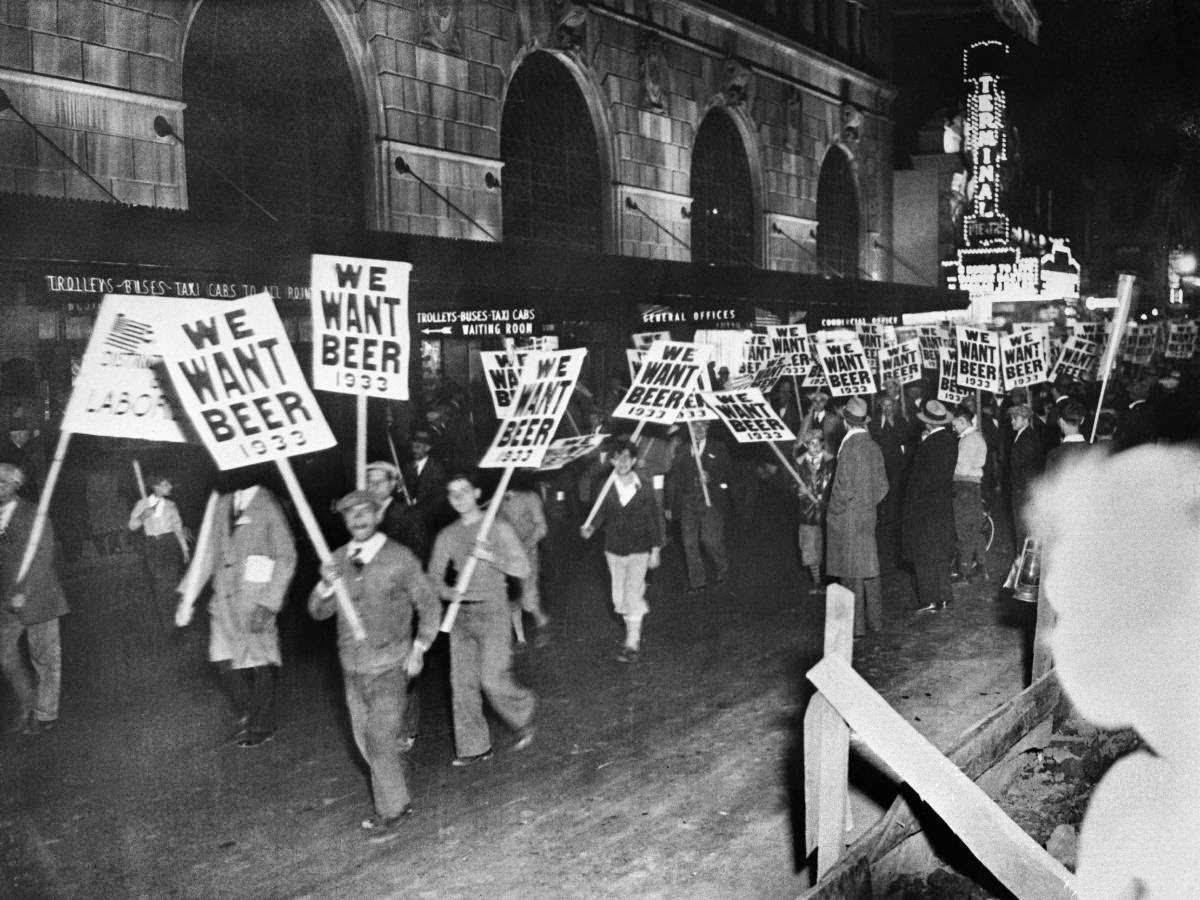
[
  {"xmin": 233, "ymin": 486, "xmax": 259, "ymax": 514},
  {"xmin": 1062, "ymin": 434, "xmax": 1086, "ymax": 444},
  {"xmin": 0, "ymin": 499, "xmax": 16, "ymax": 535},
  {"xmin": 414, "ymin": 457, "xmax": 428, "ymax": 477},
  {"xmin": 614, "ymin": 475, "xmax": 641, "ymax": 506},
  {"xmin": 347, "ymin": 531, "xmax": 387, "ymax": 565}
]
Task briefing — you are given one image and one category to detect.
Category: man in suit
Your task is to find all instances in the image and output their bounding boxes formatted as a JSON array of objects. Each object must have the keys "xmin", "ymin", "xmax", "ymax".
[
  {"xmin": 903, "ymin": 401, "xmax": 959, "ymax": 613},
  {"xmin": 186, "ymin": 479, "xmax": 297, "ymax": 748},
  {"xmin": 1045, "ymin": 400, "xmax": 1091, "ymax": 475},
  {"xmin": 0, "ymin": 412, "xmax": 44, "ymax": 502},
  {"xmin": 826, "ymin": 397, "xmax": 890, "ymax": 636},
  {"xmin": 0, "ymin": 463, "xmax": 69, "ymax": 734},
  {"xmin": 666, "ymin": 420, "xmax": 732, "ymax": 592},
  {"xmin": 403, "ymin": 429, "xmax": 449, "ymax": 536},
  {"xmin": 1007, "ymin": 403, "xmax": 1044, "ymax": 551},
  {"xmin": 365, "ymin": 461, "xmax": 428, "ymax": 563},
  {"xmin": 309, "ymin": 490, "xmax": 440, "ymax": 832},
  {"xmin": 1114, "ymin": 378, "xmax": 1157, "ymax": 451},
  {"xmin": 799, "ymin": 388, "xmax": 846, "ymax": 457}
]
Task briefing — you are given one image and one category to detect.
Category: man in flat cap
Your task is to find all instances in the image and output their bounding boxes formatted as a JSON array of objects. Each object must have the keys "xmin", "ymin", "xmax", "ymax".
[{"xmin": 310, "ymin": 490, "xmax": 440, "ymax": 833}]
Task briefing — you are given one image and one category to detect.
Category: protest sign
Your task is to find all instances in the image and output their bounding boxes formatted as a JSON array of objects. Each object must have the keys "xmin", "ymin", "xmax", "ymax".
[
  {"xmin": 1048, "ymin": 335, "xmax": 1100, "ymax": 382},
  {"xmin": 767, "ymin": 324, "xmax": 808, "ymax": 356},
  {"xmin": 999, "ymin": 327, "xmax": 1048, "ymax": 390},
  {"xmin": 1165, "ymin": 320, "xmax": 1198, "ymax": 359},
  {"xmin": 938, "ymin": 347, "xmax": 969, "ymax": 404},
  {"xmin": 877, "ymin": 338, "xmax": 922, "ymax": 387},
  {"xmin": 632, "ymin": 330, "xmax": 671, "ymax": 351},
  {"xmin": 814, "ymin": 334, "xmax": 877, "ymax": 396},
  {"xmin": 627, "ymin": 348, "xmax": 646, "ymax": 382},
  {"xmin": 856, "ymin": 322, "xmax": 895, "ymax": 372},
  {"xmin": 743, "ymin": 329, "xmax": 771, "ymax": 374},
  {"xmin": 751, "ymin": 354, "xmax": 790, "ymax": 394},
  {"xmin": 61, "ymin": 295, "xmax": 187, "ymax": 442},
  {"xmin": 678, "ymin": 365, "xmax": 719, "ymax": 423},
  {"xmin": 954, "ymin": 326, "xmax": 1002, "ymax": 393},
  {"xmin": 506, "ymin": 335, "xmax": 558, "ymax": 352},
  {"xmin": 538, "ymin": 434, "xmax": 607, "ymax": 471},
  {"xmin": 1070, "ymin": 320, "xmax": 1108, "ymax": 344},
  {"xmin": 917, "ymin": 324, "xmax": 948, "ymax": 369},
  {"xmin": 611, "ymin": 341, "xmax": 712, "ymax": 424},
  {"xmin": 701, "ymin": 388, "xmax": 797, "ymax": 444},
  {"xmin": 1125, "ymin": 324, "xmax": 1156, "ymax": 365},
  {"xmin": 479, "ymin": 348, "xmax": 586, "ymax": 468},
  {"xmin": 310, "ymin": 254, "xmax": 411, "ymax": 401},
  {"xmin": 158, "ymin": 293, "xmax": 336, "ymax": 469},
  {"xmin": 479, "ymin": 349, "xmax": 531, "ymax": 418}
]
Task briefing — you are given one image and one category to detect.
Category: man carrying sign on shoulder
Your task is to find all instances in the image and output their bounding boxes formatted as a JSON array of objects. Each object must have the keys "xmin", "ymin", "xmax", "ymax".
[
  {"xmin": 309, "ymin": 490, "xmax": 439, "ymax": 833},
  {"xmin": 428, "ymin": 471, "xmax": 536, "ymax": 767}
]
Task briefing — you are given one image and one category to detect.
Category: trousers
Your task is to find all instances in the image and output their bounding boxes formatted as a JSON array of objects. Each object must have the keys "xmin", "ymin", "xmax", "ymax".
[
  {"xmin": 0, "ymin": 618, "xmax": 61, "ymax": 723},
  {"xmin": 605, "ymin": 551, "xmax": 650, "ymax": 620},
  {"xmin": 345, "ymin": 666, "xmax": 410, "ymax": 818},
  {"xmin": 218, "ymin": 662, "xmax": 277, "ymax": 737},
  {"xmin": 953, "ymin": 481, "xmax": 985, "ymax": 569},
  {"xmin": 844, "ymin": 576, "xmax": 882, "ymax": 636},
  {"xmin": 680, "ymin": 505, "xmax": 728, "ymax": 589},
  {"xmin": 450, "ymin": 604, "xmax": 535, "ymax": 757}
]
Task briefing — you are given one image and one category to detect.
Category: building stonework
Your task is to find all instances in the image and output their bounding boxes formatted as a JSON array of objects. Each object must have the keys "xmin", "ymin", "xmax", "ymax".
[{"xmin": 0, "ymin": 0, "xmax": 894, "ymax": 276}]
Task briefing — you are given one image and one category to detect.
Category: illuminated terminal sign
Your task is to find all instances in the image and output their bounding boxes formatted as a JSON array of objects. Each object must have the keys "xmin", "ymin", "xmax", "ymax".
[
  {"xmin": 962, "ymin": 41, "xmax": 1010, "ymax": 248},
  {"xmin": 415, "ymin": 307, "xmax": 540, "ymax": 337}
]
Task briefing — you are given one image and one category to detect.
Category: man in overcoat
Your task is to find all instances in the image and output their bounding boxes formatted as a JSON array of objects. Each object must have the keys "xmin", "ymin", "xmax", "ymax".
[
  {"xmin": 1007, "ymin": 403, "xmax": 1044, "ymax": 551},
  {"xmin": 825, "ymin": 397, "xmax": 890, "ymax": 635},
  {"xmin": 903, "ymin": 400, "xmax": 959, "ymax": 613},
  {"xmin": 187, "ymin": 480, "xmax": 297, "ymax": 748},
  {"xmin": 0, "ymin": 463, "xmax": 69, "ymax": 734}
]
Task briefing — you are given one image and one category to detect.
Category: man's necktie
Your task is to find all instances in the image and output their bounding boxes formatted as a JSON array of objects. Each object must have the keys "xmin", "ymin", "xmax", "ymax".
[{"xmin": 349, "ymin": 546, "xmax": 364, "ymax": 572}]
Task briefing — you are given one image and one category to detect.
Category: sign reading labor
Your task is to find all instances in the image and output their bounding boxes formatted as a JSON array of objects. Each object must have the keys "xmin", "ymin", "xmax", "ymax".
[
  {"xmin": 310, "ymin": 254, "xmax": 411, "ymax": 401},
  {"xmin": 937, "ymin": 347, "xmax": 969, "ymax": 404},
  {"xmin": 158, "ymin": 293, "xmax": 336, "ymax": 469},
  {"xmin": 632, "ymin": 330, "xmax": 671, "ymax": 351},
  {"xmin": 1048, "ymin": 335, "xmax": 1100, "ymax": 382},
  {"xmin": 480, "ymin": 348, "xmax": 586, "ymax": 468},
  {"xmin": 479, "ymin": 349, "xmax": 531, "ymax": 417},
  {"xmin": 537, "ymin": 433, "xmax": 607, "ymax": 471},
  {"xmin": 814, "ymin": 334, "xmax": 877, "ymax": 396},
  {"xmin": 61, "ymin": 294, "xmax": 187, "ymax": 442},
  {"xmin": 1165, "ymin": 320, "xmax": 1199, "ymax": 359},
  {"xmin": 954, "ymin": 326, "xmax": 1002, "ymax": 393},
  {"xmin": 611, "ymin": 340, "xmax": 713, "ymax": 424},
  {"xmin": 999, "ymin": 327, "xmax": 1049, "ymax": 389},
  {"xmin": 917, "ymin": 324, "xmax": 949, "ymax": 369},
  {"xmin": 877, "ymin": 338, "xmax": 923, "ymax": 386},
  {"xmin": 700, "ymin": 388, "xmax": 797, "ymax": 444}
]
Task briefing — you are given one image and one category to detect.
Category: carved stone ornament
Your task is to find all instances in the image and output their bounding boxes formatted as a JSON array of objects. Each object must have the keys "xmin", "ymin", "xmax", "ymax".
[
  {"xmin": 554, "ymin": 1, "xmax": 588, "ymax": 55},
  {"xmin": 419, "ymin": 0, "xmax": 463, "ymax": 55},
  {"xmin": 839, "ymin": 102, "xmax": 863, "ymax": 144},
  {"xmin": 720, "ymin": 57, "xmax": 752, "ymax": 108},
  {"xmin": 639, "ymin": 31, "xmax": 668, "ymax": 111}
]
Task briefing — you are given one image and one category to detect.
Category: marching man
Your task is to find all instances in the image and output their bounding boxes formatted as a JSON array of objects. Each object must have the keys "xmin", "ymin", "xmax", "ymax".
[{"xmin": 310, "ymin": 490, "xmax": 440, "ymax": 833}]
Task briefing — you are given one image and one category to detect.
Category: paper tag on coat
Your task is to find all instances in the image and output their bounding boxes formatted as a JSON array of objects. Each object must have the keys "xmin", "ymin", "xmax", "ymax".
[{"xmin": 244, "ymin": 555, "xmax": 275, "ymax": 583}]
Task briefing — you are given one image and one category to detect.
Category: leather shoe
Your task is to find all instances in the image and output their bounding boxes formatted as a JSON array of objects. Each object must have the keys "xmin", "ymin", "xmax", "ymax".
[
  {"xmin": 512, "ymin": 725, "xmax": 535, "ymax": 751},
  {"xmin": 361, "ymin": 805, "xmax": 413, "ymax": 831},
  {"xmin": 236, "ymin": 731, "xmax": 275, "ymax": 749},
  {"xmin": 451, "ymin": 749, "xmax": 493, "ymax": 767},
  {"xmin": 24, "ymin": 718, "xmax": 57, "ymax": 735}
]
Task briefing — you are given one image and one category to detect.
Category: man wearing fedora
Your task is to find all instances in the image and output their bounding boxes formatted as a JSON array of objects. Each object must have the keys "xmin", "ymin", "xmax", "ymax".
[
  {"xmin": 403, "ymin": 429, "xmax": 450, "ymax": 535},
  {"xmin": 903, "ymin": 400, "xmax": 958, "ymax": 613},
  {"xmin": 825, "ymin": 397, "xmax": 890, "ymax": 635}
]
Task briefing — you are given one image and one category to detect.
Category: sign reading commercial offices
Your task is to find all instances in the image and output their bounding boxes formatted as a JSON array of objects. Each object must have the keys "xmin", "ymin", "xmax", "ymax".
[
  {"xmin": 157, "ymin": 294, "xmax": 336, "ymax": 469},
  {"xmin": 60, "ymin": 295, "xmax": 186, "ymax": 441},
  {"xmin": 311, "ymin": 255, "xmax": 411, "ymax": 401},
  {"xmin": 480, "ymin": 349, "xmax": 586, "ymax": 468}
]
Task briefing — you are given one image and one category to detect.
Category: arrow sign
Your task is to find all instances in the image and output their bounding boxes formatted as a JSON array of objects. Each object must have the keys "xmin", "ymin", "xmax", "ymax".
[{"xmin": 421, "ymin": 326, "xmax": 453, "ymax": 335}]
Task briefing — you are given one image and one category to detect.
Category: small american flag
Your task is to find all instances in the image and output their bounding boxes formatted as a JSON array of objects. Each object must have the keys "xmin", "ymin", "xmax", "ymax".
[
  {"xmin": 105, "ymin": 314, "xmax": 154, "ymax": 352},
  {"xmin": 754, "ymin": 307, "xmax": 781, "ymax": 326}
]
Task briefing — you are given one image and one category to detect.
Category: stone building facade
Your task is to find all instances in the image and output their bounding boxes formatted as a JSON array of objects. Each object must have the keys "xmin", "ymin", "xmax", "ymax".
[{"xmin": 0, "ymin": 0, "xmax": 894, "ymax": 269}]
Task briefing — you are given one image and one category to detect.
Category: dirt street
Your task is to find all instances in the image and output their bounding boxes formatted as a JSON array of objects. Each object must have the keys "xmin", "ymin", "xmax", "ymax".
[{"xmin": 1, "ymin": 487, "xmax": 1049, "ymax": 899}]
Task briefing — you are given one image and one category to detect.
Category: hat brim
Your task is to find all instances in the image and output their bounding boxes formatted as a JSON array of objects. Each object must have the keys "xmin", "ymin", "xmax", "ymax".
[{"xmin": 917, "ymin": 412, "xmax": 952, "ymax": 426}]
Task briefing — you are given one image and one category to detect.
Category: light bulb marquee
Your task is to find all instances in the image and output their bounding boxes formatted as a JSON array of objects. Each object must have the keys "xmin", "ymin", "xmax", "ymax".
[{"xmin": 962, "ymin": 40, "xmax": 1010, "ymax": 247}]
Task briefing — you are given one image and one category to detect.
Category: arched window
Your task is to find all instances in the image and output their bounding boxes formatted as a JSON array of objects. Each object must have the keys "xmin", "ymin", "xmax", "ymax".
[
  {"xmin": 691, "ymin": 111, "xmax": 754, "ymax": 266},
  {"xmin": 501, "ymin": 52, "xmax": 601, "ymax": 252},
  {"xmin": 183, "ymin": 0, "xmax": 363, "ymax": 237},
  {"xmin": 816, "ymin": 149, "xmax": 860, "ymax": 277}
]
